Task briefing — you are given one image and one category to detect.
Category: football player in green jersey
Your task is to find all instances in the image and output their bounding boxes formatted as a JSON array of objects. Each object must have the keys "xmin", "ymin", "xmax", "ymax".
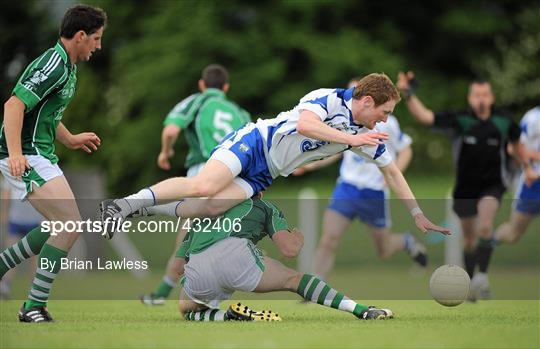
[
  {"xmin": 177, "ymin": 196, "xmax": 394, "ymax": 321},
  {"xmin": 0, "ymin": 4, "xmax": 106, "ymax": 322},
  {"xmin": 141, "ymin": 64, "xmax": 251, "ymax": 305}
]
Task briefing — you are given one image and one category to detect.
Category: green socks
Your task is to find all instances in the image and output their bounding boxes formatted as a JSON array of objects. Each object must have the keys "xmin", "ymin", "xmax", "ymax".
[
  {"xmin": 153, "ymin": 276, "xmax": 176, "ymax": 298},
  {"xmin": 297, "ymin": 274, "xmax": 367, "ymax": 317},
  {"xmin": 184, "ymin": 309, "xmax": 227, "ymax": 321},
  {"xmin": 0, "ymin": 226, "xmax": 50, "ymax": 278},
  {"xmin": 25, "ymin": 243, "xmax": 67, "ymax": 309}
]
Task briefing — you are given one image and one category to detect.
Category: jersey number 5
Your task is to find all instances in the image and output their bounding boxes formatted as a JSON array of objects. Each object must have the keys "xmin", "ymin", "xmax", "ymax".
[{"xmin": 213, "ymin": 110, "xmax": 234, "ymax": 142}]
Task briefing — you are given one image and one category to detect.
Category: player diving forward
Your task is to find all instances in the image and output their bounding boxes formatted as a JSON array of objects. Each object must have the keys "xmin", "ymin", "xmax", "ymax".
[
  {"xmin": 178, "ymin": 196, "xmax": 394, "ymax": 321},
  {"xmin": 101, "ymin": 73, "xmax": 449, "ymax": 239},
  {"xmin": 293, "ymin": 78, "xmax": 426, "ymax": 281}
]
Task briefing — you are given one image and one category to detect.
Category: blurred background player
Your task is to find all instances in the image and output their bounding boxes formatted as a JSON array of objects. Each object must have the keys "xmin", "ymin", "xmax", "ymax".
[
  {"xmin": 397, "ymin": 72, "xmax": 529, "ymax": 300},
  {"xmin": 0, "ymin": 5, "xmax": 106, "ymax": 322},
  {"xmin": 293, "ymin": 78, "xmax": 426, "ymax": 282},
  {"xmin": 495, "ymin": 106, "xmax": 540, "ymax": 245},
  {"xmin": 178, "ymin": 196, "xmax": 394, "ymax": 322},
  {"xmin": 102, "ymin": 73, "xmax": 449, "ymax": 239},
  {"xmin": 0, "ymin": 176, "xmax": 43, "ymax": 299},
  {"xmin": 140, "ymin": 64, "xmax": 251, "ymax": 305}
]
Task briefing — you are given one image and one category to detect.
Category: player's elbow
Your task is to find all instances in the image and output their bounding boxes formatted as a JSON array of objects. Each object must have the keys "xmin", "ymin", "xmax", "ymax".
[
  {"xmin": 163, "ymin": 125, "xmax": 180, "ymax": 139},
  {"xmin": 296, "ymin": 117, "xmax": 311, "ymax": 136}
]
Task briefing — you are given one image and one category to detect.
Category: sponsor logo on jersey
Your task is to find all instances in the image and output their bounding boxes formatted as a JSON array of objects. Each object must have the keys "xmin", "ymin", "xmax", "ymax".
[
  {"xmin": 239, "ymin": 143, "xmax": 250, "ymax": 152},
  {"xmin": 23, "ymin": 71, "xmax": 49, "ymax": 90},
  {"xmin": 300, "ymin": 139, "xmax": 329, "ymax": 152}
]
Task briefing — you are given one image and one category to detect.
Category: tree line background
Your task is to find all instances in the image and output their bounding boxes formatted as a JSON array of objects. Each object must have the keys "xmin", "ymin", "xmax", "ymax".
[{"xmin": 1, "ymin": 0, "xmax": 539, "ymax": 195}]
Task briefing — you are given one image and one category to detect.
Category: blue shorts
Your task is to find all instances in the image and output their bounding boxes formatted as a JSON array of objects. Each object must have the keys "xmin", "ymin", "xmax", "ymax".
[
  {"xmin": 514, "ymin": 179, "xmax": 540, "ymax": 215},
  {"xmin": 8, "ymin": 221, "xmax": 39, "ymax": 237},
  {"xmin": 327, "ymin": 181, "xmax": 390, "ymax": 228},
  {"xmin": 211, "ymin": 124, "xmax": 273, "ymax": 195}
]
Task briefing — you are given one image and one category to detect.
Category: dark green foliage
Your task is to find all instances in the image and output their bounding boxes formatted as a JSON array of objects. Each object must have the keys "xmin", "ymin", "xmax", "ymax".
[{"xmin": 2, "ymin": 1, "xmax": 538, "ymax": 194}]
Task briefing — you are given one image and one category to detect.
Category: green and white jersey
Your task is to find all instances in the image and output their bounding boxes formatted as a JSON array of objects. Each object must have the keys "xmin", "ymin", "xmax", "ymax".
[
  {"xmin": 176, "ymin": 198, "xmax": 290, "ymax": 259},
  {"xmin": 163, "ymin": 88, "xmax": 250, "ymax": 169},
  {"xmin": 0, "ymin": 41, "xmax": 77, "ymax": 164}
]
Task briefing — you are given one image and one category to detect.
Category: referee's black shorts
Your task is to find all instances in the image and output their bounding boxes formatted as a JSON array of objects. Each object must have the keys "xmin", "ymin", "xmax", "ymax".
[{"xmin": 452, "ymin": 183, "xmax": 506, "ymax": 218}]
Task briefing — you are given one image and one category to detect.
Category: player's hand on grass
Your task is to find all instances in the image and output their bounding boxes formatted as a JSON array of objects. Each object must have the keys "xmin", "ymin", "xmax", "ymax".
[
  {"xmin": 414, "ymin": 213, "xmax": 451, "ymax": 235},
  {"xmin": 7, "ymin": 153, "xmax": 30, "ymax": 177},
  {"xmin": 69, "ymin": 132, "xmax": 101, "ymax": 153},
  {"xmin": 349, "ymin": 132, "xmax": 389, "ymax": 147},
  {"xmin": 157, "ymin": 149, "xmax": 174, "ymax": 170}
]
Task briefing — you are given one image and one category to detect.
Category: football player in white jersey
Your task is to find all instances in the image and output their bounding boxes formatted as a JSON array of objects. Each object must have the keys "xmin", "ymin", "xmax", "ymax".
[
  {"xmin": 495, "ymin": 106, "xmax": 540, "ymax": 244},
  {"xmin": 101, "ymin": 73, "xmax": 449, "ymax": 237},
  {"xmin": 293, "ymin": 77, "xmax": 427, "ymax": 281}
]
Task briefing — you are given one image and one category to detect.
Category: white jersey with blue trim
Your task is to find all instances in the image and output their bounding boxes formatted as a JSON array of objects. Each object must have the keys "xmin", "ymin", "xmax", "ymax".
[
  {"xmin": 338, "ymin": 115, "xmax": 412, "ymax": 191},
  {"xmin": 254, "ymin": 88, "xmax": 392, "ymax": 178},
  {"xmin": 520, "ymin": 106, "xmax": 540, "ymax": 175}
]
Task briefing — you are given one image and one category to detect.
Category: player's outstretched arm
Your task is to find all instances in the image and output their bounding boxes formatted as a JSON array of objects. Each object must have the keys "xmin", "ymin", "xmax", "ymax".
[
  {"xmin": 56, "ymin": 122, "xmax": 101, "ymax": 154},
  {"xmin": 297, "ymin": 110, "xmax": 388, "ymax": 147},
  {"xmin": 3, "ymin": 96, "xmax": 29, "ymax": 177},
  {"xmin": 397, "ymin": 71, "xmax": 435, "ymax": 126},
  {"xmin": 380, "ymin": 162, "xmax": 450, "ymax": 235}
]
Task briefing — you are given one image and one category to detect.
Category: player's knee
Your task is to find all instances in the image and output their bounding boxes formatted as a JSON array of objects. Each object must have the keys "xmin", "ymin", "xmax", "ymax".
[
  {"xmin": 204, "ymin": 200, "xmax": 228, "ymax": 217},
  {"xmin": 191, "ymin": 180, "xmax": 220, "ymax": 198},
  {"xmin": 320, "ymin": 233, "xmax": 340, "ymax": 251},
  {"xmin": 477, "ymin": 223, "xmax": 493, "ymax": 238}
]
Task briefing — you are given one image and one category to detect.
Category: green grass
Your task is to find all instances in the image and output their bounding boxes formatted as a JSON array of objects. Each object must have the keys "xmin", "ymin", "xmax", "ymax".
[
  {"xmin": 1, "ymin": 268, "xmax": 539, "ymax": 349},
  {"xmin": 1, "ymin": 300, "xmax": 538, "ymax": 349}
]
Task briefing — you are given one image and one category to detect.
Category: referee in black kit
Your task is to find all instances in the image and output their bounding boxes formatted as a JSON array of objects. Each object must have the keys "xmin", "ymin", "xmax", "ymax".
[{"xmin": 396, "ymin": 71, "xmax": 530, "ymax": 301}]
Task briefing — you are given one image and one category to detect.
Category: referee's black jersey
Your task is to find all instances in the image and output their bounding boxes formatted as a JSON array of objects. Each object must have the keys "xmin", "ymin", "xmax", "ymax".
[{"xmin": 433, "ymin": 108, "xmax": 521, "ymax": 190}]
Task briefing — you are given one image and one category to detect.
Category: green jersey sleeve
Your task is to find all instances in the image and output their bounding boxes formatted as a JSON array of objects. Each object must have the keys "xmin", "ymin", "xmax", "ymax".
[
  {"xmin": 263, "ymin": 201, "xmax": 290, "ymax": 238},
  {"xmin": 175, "ymin": 231, "xmax": 193, "ymax": 259},
  {"xmin": 163, "ymin": 94, "xmax": 199, "ymax": 129},
  {"xmin": 13, "ymin": 50, "xmax": 68, "ymax": 112}
]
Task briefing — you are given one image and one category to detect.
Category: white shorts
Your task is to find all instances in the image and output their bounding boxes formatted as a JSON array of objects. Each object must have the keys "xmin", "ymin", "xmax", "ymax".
[
  {"xmin": 183, "ymin": 237, "xmax": 264, "ymax": 309},
  {"xmin": 0, "ymin": 155, "xmax": 63, "ymax": 200}
]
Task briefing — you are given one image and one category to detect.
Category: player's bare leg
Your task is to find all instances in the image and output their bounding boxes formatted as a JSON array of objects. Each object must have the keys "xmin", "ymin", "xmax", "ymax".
[
  {"xmin": 460, "ymin": 217, "xmax": 476, "ymax": 276},
  {"xmin": 495, "ymin": 211, "xmax": 535, "ymax": 244},
  {"xmin": 312, "ymin": 210, "xmax": 351, "ymax": 280},
  {"xmin": 369, "ymin": 226, "xmax": 427, "ymax": 266},
  {"xmin": 254, "ymin": 257, "xmax": 393, "ymax": 320},
  {"xmin": 471, "ymin": 196, "xmax": 500, "ymax": 300},
  {"xmin": 100, "ymin": 160, "xmax": 251, "ymax": 229},
  {"xmin": 16, "ymin": 176, "xmax": 82, "ymax": 322},
  {"xmin": 177, "ymin": 180, "xmax": 249, "ymax": 218}
]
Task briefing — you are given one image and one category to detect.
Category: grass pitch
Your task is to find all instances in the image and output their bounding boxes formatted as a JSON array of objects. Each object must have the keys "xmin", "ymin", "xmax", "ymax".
[
  {"xmin": 1, "ymin": 299, "xmax": 538, "ymax": 349},
  {"xmin": 1, "ymin": 266, "xmax": 538, "ymax": 349}
]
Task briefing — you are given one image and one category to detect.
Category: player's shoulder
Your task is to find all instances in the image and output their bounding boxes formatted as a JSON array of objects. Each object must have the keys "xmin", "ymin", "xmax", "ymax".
[
  {"xmin": 522, "ymin": 107, "xmax": 540, "ymax": 123},
  {"xmin": 299, "ymin": 88, "xmax": 335, "ymax": 102},
  {"xmin": 26, "ymin": 46, "xmax": 67, "ymax": 76},
  {"xmin": 170, "ymin": 93, "xmax": 199, "ymax": 111}
]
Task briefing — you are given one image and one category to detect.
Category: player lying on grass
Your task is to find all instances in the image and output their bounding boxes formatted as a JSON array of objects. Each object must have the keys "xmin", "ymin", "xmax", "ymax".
[
  {"xmin": 177, "ymin": 196, "xmax": 394, "ymax": 321},
  {"xmin": 101, "ymin": 73, "xmax": 449, "ymax": 239}
]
